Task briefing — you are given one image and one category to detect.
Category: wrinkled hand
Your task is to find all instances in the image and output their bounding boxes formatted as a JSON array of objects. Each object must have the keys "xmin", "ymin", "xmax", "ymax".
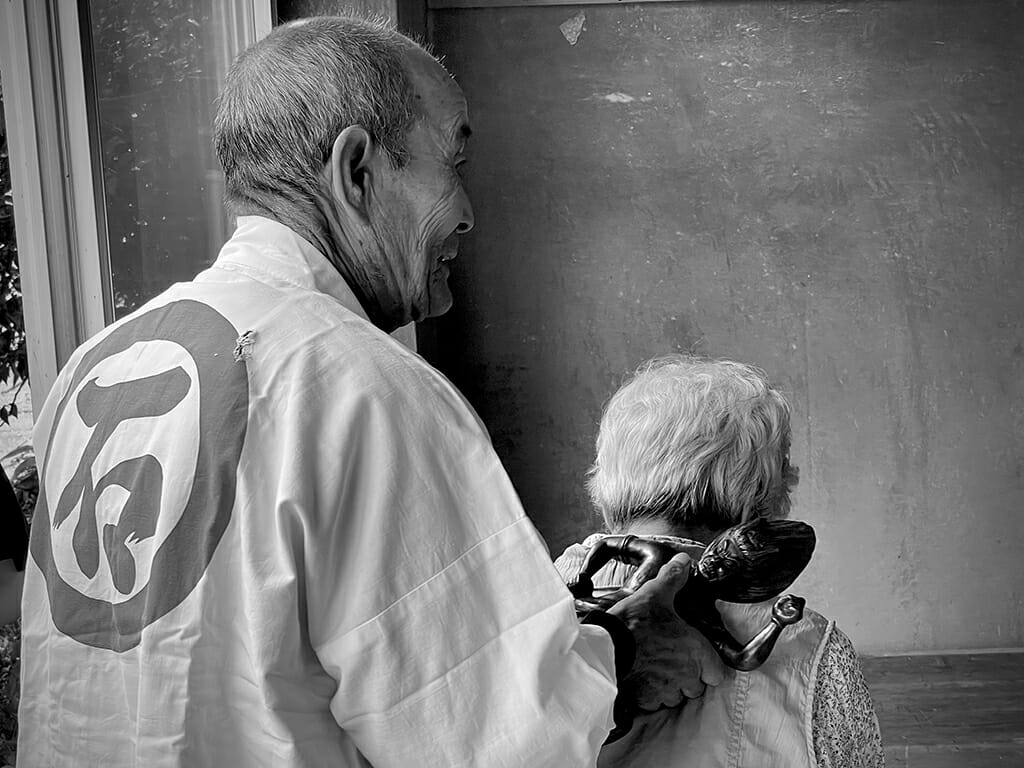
[{"xmin": 607, "ymin": 553, "xmax": 725, "ymax": 712}]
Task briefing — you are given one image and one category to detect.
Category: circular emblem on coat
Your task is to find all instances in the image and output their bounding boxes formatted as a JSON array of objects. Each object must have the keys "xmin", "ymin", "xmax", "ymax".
[{"xmin": 30, "ymin": 299, "xmax": 249, "ymax": 652}]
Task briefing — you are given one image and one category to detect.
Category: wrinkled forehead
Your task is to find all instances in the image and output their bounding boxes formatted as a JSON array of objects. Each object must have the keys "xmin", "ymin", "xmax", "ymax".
[{"xmin": 403, "ymin": 47, "xmax": 469, "ymax": 127}]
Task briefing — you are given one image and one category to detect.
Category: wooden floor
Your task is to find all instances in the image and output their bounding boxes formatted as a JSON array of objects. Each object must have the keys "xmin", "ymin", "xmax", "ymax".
[{"xmin": 861, "ymin": 651, "xmax": 1024, "ymax": 767}]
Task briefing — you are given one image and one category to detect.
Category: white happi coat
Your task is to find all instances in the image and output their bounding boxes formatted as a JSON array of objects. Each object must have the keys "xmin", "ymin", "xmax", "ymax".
[{"xmin": 19, "ymin": 217, "xmax": 617, "ymax": 767}]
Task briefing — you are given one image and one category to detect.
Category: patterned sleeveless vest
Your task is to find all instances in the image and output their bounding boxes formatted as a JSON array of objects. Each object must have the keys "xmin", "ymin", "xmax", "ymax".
[{"xmin": 555, "ymin": 536, "xmax": 833, "ymax": 768}]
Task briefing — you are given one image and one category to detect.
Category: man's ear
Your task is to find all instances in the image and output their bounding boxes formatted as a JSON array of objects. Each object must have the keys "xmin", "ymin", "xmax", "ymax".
[{"xmin": 327, "ymin": 126, "xmax": 376, "ymax": 220}]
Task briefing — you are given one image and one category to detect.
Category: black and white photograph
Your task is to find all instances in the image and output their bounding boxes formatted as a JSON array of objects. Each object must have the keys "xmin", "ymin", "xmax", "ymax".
[{"xmin": 0, "ymin": 0, "xmax": 1021, "ymax": 765}]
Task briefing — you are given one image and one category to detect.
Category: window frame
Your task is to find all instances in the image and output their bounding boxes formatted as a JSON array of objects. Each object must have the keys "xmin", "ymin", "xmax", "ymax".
[{"xmin": 0, "ymin": 0, "xmax": 272, "ymax": 406}]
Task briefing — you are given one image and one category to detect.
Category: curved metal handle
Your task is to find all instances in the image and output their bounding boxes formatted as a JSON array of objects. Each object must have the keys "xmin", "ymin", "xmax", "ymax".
[{"xmin": 713, "ymin": 594, "xmax": 806, "ymax": 671}]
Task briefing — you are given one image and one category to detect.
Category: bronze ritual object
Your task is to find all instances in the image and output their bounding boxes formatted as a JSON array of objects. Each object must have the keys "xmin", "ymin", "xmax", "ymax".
[{"xmin": 568, "ymin": 517, "xmax": 816, "ymax": 672}]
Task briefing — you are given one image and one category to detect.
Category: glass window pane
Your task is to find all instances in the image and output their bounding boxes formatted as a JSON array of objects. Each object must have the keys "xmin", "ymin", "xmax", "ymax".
[{"xmin": 83, "ymin": 1, "xmax": 254, "ymax": 319}]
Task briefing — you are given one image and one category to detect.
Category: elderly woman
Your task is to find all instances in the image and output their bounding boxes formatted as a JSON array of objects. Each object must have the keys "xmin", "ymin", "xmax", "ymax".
[{"xmin": 555, "ymin": 355, "xmax": 884, "ymax": 768}]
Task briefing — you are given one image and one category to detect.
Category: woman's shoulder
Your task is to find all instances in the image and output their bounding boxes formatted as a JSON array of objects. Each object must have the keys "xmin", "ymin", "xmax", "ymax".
[{"xmin": 811, "ymin": 624, "xmax": 885, "ymax": 768}]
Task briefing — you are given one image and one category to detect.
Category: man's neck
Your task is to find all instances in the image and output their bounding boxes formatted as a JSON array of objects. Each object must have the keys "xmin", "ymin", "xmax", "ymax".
[{"xmin": 234, "ymin": 193, "xmax": 396, "ymax": 332}]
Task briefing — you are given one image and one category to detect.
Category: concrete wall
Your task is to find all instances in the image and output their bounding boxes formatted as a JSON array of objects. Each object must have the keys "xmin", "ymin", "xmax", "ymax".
[{"xmin": 423, "ymin": 0, "xmax": 1024, "ymax": 655}]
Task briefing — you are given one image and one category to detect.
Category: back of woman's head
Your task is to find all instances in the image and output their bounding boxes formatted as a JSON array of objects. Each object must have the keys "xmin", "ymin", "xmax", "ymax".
[{"xmin": 588, "ymin": 355, "xmax": 798, "ymax": 533}]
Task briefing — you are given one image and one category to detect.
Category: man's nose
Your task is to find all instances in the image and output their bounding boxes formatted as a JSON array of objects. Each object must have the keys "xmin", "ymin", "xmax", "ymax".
[{"xmin": 455, "ymin": 194, "xmax": 474, "ymax": 234}]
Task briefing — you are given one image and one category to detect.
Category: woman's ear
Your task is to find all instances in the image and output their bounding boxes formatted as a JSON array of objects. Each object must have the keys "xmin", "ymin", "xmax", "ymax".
[{"xmin": 327, "ymin": 126, "xmax": 376, "ymax": 220}]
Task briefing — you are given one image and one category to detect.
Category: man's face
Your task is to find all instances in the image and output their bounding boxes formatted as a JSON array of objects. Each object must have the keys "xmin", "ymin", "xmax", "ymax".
[{"xmin": 372, "ymin": 51, "xmax": 474, "ymax": 325}]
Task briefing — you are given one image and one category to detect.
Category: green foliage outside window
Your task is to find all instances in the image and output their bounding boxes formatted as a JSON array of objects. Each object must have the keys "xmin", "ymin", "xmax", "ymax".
[
  {"xmin": 0, "ymin": 86, "xmax": 28, "ymax": 425},
  {"xmin": 0, "ymin": 81, "xmax": 30, "ymax": 767}
]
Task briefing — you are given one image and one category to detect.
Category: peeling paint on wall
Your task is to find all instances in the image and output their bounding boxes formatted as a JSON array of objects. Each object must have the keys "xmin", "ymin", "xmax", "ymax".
[
  {"xmin": 560, "ymin": 11, "xmax": 586, "ymax": 46},
  {"xmin": 595, "ymin": 92, "xmax": 655, "ymax": 104}
]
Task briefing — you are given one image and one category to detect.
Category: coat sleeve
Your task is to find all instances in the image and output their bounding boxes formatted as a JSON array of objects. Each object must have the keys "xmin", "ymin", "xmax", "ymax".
[{"xmin": 295, "ymin": 340, "xmax": 618, "ymax": 768}]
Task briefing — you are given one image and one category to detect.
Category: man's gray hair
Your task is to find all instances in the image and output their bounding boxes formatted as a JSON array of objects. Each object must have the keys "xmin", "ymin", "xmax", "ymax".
[
  {"xmin": 588, "ymin": 355, "xmax": 798, "ymax": 533},
  {"xmin": 214, "ymin": 16, "xmax": 425, "ymax": 212}
]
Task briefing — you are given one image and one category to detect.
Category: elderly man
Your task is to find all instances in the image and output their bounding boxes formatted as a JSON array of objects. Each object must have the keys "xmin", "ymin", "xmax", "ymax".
[{"xmin": 18, "ymin": 17, "xmax": 722, "ymax": 767}]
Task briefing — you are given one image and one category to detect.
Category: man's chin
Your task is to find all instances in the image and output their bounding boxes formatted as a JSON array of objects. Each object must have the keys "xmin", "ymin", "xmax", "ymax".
[
  {"xmin": 407, "ymin": 291, "xmax": 454, "ymax": 325},
  {"xmin": 422, "ymin": 270, "xmax": 455, "ymax": 319},
  {"xmin": 426, "ymin": 292, "xmax": 455, "ymax": 319}
]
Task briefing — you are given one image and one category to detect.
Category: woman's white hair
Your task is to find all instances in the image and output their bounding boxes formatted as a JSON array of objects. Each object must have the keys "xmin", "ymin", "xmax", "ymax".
[{"xmin": 588, "ymin": 355, "xmax": 798, "ymax": 533}]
